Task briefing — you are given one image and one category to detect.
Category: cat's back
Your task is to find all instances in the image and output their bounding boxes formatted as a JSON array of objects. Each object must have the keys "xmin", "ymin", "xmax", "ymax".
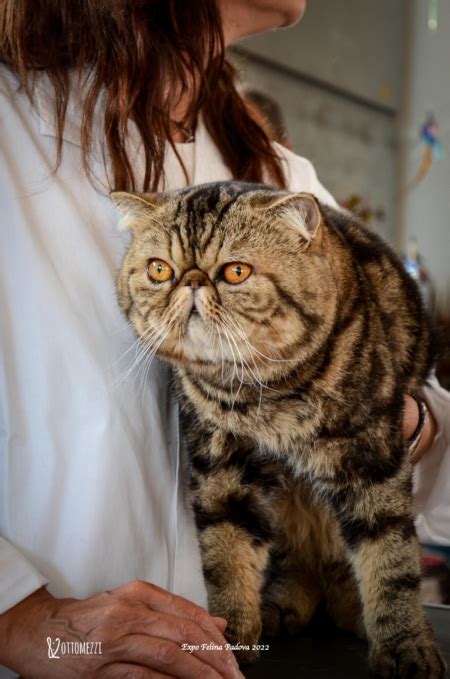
[{"xmin": 320, "ymin": 204, "xmax": 437, "ymax": 386}]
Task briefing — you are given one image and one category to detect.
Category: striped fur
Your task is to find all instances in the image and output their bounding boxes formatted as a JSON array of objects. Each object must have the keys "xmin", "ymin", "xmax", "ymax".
[{"xmin": 114, "ymin": 182, "xmax": 445, "ymax": 676}]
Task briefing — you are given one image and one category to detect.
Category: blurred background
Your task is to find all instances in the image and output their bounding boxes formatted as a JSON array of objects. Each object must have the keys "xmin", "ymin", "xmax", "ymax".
[
  {"xmin": 232, "ymin": 0, "xmax": 450, "ymax": 606},
  {"xmin": 231, "ymin": 0, "xmax": 450, "ymax": 392}
]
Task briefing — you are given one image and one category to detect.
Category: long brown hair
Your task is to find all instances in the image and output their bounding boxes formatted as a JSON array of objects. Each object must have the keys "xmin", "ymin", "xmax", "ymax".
[{"xmin": 0, "ymin": 0, "xmax": 286, "ymax": 191}]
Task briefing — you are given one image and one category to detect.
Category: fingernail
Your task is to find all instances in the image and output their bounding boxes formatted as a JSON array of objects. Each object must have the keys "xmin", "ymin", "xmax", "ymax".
[{"xmin": 212, "ymin": 615, "xmax": 228, "ymax": 629}]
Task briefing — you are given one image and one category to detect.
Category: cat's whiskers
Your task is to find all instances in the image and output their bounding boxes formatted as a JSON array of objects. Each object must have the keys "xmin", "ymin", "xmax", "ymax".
[
  {"xmin": 229, "ymin": 325, "xmax": 264, "ymax": 417},
  {"xmin": 113, "ymin": 323, "xmax": 157, "ymax": 372},
  {"xmin": 127, "ymin": 326, "xmax": 166, "ymax": 389},
  {"xmin": 137, "ymin": 318, "xmax": 177, "ymax": 407},
  {"xmin": 218, "ymin": 323, "xmax": 240, "ymax": 397},
  {"xmin": 109, "ymin": 318, "xmax": 142, "ymax": 337},
  {"xmin": 219, "ymin": 312, "xmax": 273, "ymax": 374},
  {"xmin": 210, "ymin": 311, "xmax": 229, "ymax": 383},
  {"xmin": 220, "ymin": 324, "xmax": 246, "ymax": 411},
  {"xmin": 217, "ymin": 318, "xmax": 269, "ymax": 413},
  {"xmin": 116, "ymin": 312, "xmax": 177, "ymax": 397},
  {"xmin": 224, "ymin": 328, "xmax": 264, "ymax": 394},
  {"xmin": 207, "ymin": 304, "xmax": 268, "ymax": 402},
  {"xmin": 222, "ymin": 317, "xmax": 267, "ymax": 386},
  {"xmin": 222, "ymin": 326, "xmax": 238, "ymax": 389},
  {"xmin": 206, "ymin": 321, "xmax": 221, "ymax": 369},
  {"xmin": 215, "ymin": 321, "xmax": 226, "ymax": 383},
  {"xmin": 220, "ymin": 314, "xmax": 294, "ymax": 416},
  {"xmin": 218, "ymin": 314, "xmax": 279, "ymax": 397},
  {"xmin": 176, "ymin": 321, "xmax": 183, "ymax": 356},
  {"xmin": 205, "ymin": 315, "xmax": 231, "ymax": 383},
  {"xmin": 114, "ymin": 322, "xmax": 166, "ymax": 387},
  {"xmin": 227, "ymin": 324, "xmax": 264, "ymax": 414}
]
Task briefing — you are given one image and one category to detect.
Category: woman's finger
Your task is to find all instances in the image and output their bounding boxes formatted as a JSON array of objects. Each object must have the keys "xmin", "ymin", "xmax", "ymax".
[
  {"xmin": 212, "ymin": 616, "xmax": 228, "ymax": 634},
  {"xmin": 132, "ymin": 609, "xmax": 240, "ymax": 678},
  {"xmin": 117, "ymin": 582, "xmax": 232, "ymax": 649},
  {"xmin": 115, "ymin": 634, "xmax": 226, "ymax": 679},
  {"xmin": 98, "ymin": 663, "xmax": 173, "ymax": 678}
]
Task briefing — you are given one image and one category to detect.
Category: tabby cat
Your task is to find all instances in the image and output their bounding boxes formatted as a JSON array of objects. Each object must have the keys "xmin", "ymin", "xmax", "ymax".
[{"xmin": 113, "ymin": 181, "xmax": 446, "ymax": 677}]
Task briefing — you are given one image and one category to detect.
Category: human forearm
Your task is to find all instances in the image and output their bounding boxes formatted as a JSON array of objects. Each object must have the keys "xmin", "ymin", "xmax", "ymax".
[
  {"xmin": 0, "ymin": 581, "xmax": 243, "ymax": 679},
  {"xmin": 403, "ymin": 393, "xmax": 438, "ymax": 464}
]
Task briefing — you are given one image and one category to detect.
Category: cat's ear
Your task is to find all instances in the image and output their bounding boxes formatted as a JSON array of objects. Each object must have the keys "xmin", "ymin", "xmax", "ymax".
[
  {"xmin": 267, "ymin": 193, "xmax": 323, "ymax": 242},
  {"xmin": 250, "ymin": 191, "xmax": 322, "ymax": 243},
  {"xmin": 110, "ymin": 191, "xmax": 165, "ymax": 233}
]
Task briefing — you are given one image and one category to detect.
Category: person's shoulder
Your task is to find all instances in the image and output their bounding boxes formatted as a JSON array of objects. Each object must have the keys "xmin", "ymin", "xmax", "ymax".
[
  {"xmin": 273, "ymin": 142, "xmax": 338, "ymax": 208},
  {"xmin": 0, "ymin": 63, "xmax": 32, "ymax": 125},
  {"xmin": 0, "ymin": 62, "xmax": 21, "ymax": 99},
  {"xmin": 0, "ymin": 64, "xmax": 44, "ymax": 155}
]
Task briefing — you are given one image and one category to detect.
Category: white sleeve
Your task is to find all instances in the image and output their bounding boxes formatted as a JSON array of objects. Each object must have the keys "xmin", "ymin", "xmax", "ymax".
[
  {"xmin": 0, "ymin": 537, "xmax": 49, "ymax": 614},
  {"xmin": 0, "ymin": 67, "xmax": 50, "ymax": 615},
  {"xmin": 413, "ymin": 375, "xmax": 450, "ymax": 546},
  {"xmin": 273, "ymin": 143, "xmax": 338, "ymax": 208}
]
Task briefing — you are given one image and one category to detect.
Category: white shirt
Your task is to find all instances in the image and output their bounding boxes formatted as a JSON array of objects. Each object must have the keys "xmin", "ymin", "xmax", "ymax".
[{"xmin": 0, "ymin": 64, "xmax": 449, "ymax": 675}]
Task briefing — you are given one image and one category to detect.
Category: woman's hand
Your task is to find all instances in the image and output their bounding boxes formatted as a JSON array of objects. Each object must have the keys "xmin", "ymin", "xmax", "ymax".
[
  {"xmin": 0, "ymin": 582, "xmax": 244, "ymax": 679},
  {"xmin": 403, "ymin": 393, "xmax": 437, "ymax": 463}
]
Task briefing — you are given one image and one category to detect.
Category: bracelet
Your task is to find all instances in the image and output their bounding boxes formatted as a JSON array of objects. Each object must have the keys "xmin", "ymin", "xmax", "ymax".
[{"xmin": 407, "ymin": 391, "xmax": 429, "ymax": 455}]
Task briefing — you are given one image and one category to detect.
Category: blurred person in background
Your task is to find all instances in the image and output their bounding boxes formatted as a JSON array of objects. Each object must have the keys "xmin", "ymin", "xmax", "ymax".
[{"xmin": 243, "ymin": 88, "xmax": 292, "ymax": 148}]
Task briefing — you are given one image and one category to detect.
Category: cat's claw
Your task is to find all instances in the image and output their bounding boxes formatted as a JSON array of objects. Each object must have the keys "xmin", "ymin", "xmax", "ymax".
[{"xmin": 369, "ymin": 636, "xmax": 447, "ymax": 678}]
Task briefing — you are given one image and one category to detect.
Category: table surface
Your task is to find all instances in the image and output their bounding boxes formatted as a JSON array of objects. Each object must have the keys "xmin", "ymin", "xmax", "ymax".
[{"xmin": 244, "ymin": 605, "xmax": 450, "ymax": 678}]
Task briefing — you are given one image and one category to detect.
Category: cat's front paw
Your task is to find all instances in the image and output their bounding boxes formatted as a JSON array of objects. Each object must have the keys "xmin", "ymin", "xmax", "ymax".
[
  {"xmin": 225, "ymin": 618, "xmax": 262, "ymax": 665},
  {"xmin": 262, "ymin": 601, "xmax": 305, "ymax": 637},
  {"xmin": 370, "ymin": 634, "xmax": 447, "ymax": 678}
]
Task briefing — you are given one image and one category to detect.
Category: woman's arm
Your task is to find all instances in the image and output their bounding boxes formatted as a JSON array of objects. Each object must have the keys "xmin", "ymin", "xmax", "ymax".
[
  {"xmin": 413, "ymin": 375, "xmax": 450, "ymax": 545},
  {"xmin": 403, "ymin": 393, "xmax": 438, "ymax": 463}
]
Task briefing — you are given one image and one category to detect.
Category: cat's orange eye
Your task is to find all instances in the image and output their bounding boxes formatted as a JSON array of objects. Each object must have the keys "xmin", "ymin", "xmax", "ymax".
[
  {"xmin": 222, "ymin": 262, "xmax": 253, "ymax": 285},
  {"xmin": 147, "ymin": 259, "xmax": 174, "ymax": 283}
]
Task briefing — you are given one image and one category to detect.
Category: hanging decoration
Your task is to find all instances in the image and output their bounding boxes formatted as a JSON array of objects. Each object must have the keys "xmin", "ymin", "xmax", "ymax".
[{"xmin": 409, "ymin": 113, "xmax": 442, "ymax": 187}]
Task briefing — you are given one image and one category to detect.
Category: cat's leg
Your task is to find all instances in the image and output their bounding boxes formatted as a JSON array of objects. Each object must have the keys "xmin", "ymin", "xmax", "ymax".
[
  {"xmin": 262, "ymin": 558, "xmax": 322, "ymax": 637},
  {"xmin": 190, "ymin": 441, "xmax": 278, "ymax": 663},
  {"xmin": 322, "ymin": 560, "xmax": 364, "ymax": 637},
  {"xmin": 197, "ymin": 518, "xmax": 271, "ymax": 663},
  {"xmin": 321, "ymin": 445, "xmax": 446, "ymax": 678}
]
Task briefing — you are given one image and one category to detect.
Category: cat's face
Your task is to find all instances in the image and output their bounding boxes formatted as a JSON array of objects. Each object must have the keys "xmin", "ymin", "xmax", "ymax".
[{"xmin": 114, "ymin": 182, "xmax": 338, "ymax": 384}]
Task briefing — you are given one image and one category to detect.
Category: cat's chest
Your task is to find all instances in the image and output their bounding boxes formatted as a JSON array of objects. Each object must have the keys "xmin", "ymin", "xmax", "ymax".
[
  {"xmin": 183, "ymin": 382, "xmax": 322, "ymax": 455},
  {"xmin": 182, "ymin": 379, "xmax": 364, "ymax": 483}
]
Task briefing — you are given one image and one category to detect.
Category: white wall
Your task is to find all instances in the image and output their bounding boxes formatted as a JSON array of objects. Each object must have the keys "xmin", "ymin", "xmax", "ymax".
[
  {"xmin": 400, "ymin": 0, "xmax": 450, "ymax": 298},
  {"xmin": 234, "ymin": 0, "xmax": 407, "ymax": 241},
  {"xmin": 234, "ymin": 52, "xmax": 397, "ymax": 240},
  {"xmin": 240, "ymin": 0, "xmax": 406, "ymax": 111}
]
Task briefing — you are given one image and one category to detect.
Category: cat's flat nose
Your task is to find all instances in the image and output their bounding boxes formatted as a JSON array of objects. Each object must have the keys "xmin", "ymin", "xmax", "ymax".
[{"xmin": 183, "ymin": 270, "xmax": 207, "ymax": 289}]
